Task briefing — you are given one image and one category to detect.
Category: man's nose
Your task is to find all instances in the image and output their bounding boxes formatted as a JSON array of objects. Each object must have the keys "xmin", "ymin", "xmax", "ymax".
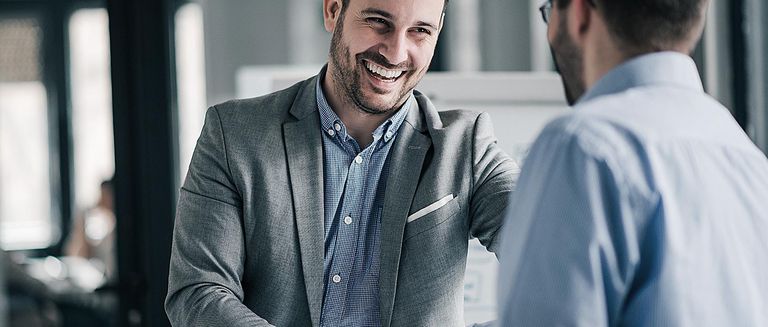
[{"xmin": 379, "ymin": 33, "xmax": 409, "ymax": 65}]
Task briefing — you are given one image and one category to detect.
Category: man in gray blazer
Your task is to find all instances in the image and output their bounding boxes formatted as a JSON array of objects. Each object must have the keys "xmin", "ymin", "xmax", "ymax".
[{"xmin": 165, "ymin": 0, "xmax": 519, "ymax": 326}]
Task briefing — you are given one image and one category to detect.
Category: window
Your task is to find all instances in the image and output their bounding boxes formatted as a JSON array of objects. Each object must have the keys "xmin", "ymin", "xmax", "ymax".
[
  {"xmin": 0, "ymin": 16, "xmax": 55, "ymax": 250},
  {"xmin": 69, "ymin": 8, "xmax": 114, "ymax": 214},
  {"xmin": 175, "ymin": 2, "xmax": 207, "ymax": 182}
]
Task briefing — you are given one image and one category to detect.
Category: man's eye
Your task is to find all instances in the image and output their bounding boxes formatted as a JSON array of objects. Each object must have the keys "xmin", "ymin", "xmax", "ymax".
[
  {"xmin": 367, "ymin": 17, "xmax": 388, "ymax": 25},
  {"xmin": 412, "ymin": 27, "xmax": 432, "ymax": 35}
]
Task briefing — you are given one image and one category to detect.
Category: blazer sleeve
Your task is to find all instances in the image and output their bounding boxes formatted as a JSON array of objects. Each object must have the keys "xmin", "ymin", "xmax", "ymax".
[
  {"xmin": 165, "ymin": 106, "xmax": 274, "ymax": 327},
  {"xmin": 468, "ymin": 112, "xmax": 520, "ymax": 254}
]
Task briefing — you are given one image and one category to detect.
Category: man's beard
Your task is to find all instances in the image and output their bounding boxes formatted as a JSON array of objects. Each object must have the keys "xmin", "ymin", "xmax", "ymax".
[
  {"xmin": 328, "ymin": 17, "xmax": 416, "ymax": 115},
  {"xmin": 551, "ymin": 16, "xmax": 586, "ymax": 106}
]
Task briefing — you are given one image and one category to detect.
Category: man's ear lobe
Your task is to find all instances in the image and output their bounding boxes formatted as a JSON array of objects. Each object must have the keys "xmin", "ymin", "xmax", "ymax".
[{"xmin": 323, "ymin": 0, "xmax": 342, "ymax": 32}]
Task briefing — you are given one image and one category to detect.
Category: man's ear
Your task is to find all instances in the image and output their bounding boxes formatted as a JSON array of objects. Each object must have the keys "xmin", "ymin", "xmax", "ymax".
[
  {"xmin": 323, "ymin": 0, "xmax": 343, "ymax": 32},
  {"xmin": 565, "ymin": 0, "xmax": 593, "ymax": 44}
]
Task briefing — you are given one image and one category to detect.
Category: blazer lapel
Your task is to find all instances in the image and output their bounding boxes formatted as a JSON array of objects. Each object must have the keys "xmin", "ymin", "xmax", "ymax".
[
  {"xmin": 283, "ymin": 76, "xmax": 325, "ymax": 327},
  {"xmin": 379, "ymin": 97, "xmax": 432, "ymax": 327}
]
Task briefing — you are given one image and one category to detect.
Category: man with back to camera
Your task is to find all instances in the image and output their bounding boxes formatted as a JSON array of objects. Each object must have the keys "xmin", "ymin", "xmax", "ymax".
[
  {"xmin": 497, "ymin": 0, "xmax": 768, "ymax": 325},
  {"xmin": 165, "ymin": 0, "xmax": 519, "ymax": 326}
]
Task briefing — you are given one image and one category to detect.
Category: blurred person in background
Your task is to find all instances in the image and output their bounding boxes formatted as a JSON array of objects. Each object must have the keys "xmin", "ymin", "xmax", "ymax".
[
  {"xmin": 64, "ymin": 178, "xmax": 115, "ymax": 282},
  {"xmin": 498, "ymin": 0, "xmax": 768, "ymax": 325},
  {"xmin": 0, "ymin": 180, "xmax": 116, "ymax": 327},
  {"xmin": 165, "ymin": 0, "xmax": 519, "ymax": 325}
]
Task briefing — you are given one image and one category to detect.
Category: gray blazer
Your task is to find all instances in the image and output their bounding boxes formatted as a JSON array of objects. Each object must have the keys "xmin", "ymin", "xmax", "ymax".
[{"xmin": 165, "ymin": 75, "xmax": 519, "ymax": 326}]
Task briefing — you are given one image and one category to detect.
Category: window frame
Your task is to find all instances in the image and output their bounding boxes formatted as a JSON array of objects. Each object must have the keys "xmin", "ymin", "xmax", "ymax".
[{"xmin": 0, "ymin": 0, "xmax": 105, "ymax": 254}]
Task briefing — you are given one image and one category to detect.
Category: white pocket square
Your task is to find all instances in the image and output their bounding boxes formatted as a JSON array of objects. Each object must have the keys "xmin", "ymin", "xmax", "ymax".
[{"xmin": 407, "ymin": 194, "xmax": 455, "ymax": 223}]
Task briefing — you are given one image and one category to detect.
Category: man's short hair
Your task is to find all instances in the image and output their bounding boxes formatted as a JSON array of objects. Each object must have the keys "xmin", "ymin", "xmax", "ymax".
[{"xmin": 557, "ymin": 0, "xmax": 707, "ymax": 51}]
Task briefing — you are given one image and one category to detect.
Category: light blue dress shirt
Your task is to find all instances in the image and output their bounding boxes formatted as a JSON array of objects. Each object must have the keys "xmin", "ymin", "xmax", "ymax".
[
  {"xmin": 315, "ymin": 73, "xmax": 411, "ymax": 327},
  {"xmin": 498, "ymin": 52, "xmax": 768, "ymax": 326}
]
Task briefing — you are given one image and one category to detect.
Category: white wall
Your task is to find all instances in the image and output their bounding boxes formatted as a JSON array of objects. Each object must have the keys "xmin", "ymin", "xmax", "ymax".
[{"xmin": 199, "ymin": 0, "xmax": 329, "ymax": 106}]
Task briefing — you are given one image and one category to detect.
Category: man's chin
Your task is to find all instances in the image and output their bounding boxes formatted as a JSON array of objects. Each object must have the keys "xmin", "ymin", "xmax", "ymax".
[
  {"xmin": 562, "ymin": 81, "xmax": 577, "ymax": 106},
  {"xmin": 354, "ymin": 95, "xmax": 402, "ymax": 115},
  {"xmin": 354, "ymin": 88, "xmax": 405, "ymax": 113},
  {"xmin": 556, "ymin": 68, "xmax": 585, "ymax": 106},
  {"xmin": 356, "ymin": 101, "xmax": 397, "ymax": 115}
]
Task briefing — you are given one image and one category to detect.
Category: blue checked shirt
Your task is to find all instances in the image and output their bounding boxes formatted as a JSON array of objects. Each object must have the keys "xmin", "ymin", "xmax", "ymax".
[{"xmin": 316, "ymin": 76, "xmax": 412, "ymax": 327}]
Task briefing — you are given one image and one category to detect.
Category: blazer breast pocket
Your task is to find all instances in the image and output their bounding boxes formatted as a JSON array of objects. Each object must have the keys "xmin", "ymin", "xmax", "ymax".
[{"xmin": 403, "ymin": 194, "xmax": 461, "ymax": 241}]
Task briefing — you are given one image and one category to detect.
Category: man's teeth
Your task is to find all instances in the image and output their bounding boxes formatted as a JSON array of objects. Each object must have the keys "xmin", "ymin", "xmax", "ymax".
[{"xmin": 365, "ymin": 61, "xmax": 404, "ymax": 79}]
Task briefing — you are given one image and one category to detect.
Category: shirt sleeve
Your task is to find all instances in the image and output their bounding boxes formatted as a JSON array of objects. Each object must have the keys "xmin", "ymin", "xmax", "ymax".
[{"xmin": 496, "ymin": 117, "xmax": 643, "ymax": 326}]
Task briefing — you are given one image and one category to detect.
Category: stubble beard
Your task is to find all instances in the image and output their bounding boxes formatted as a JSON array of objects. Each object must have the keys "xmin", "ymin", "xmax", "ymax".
[{"xmin": 551, "ymin": 15, "xmax": 586, "ymax": 106}]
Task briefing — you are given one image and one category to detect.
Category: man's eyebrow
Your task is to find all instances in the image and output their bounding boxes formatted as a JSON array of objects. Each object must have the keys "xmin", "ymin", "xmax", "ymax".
[
  {"xmin": 361, "ymin": 8, "xmax": 438, "ymax": 30},
  {"xmin": 415, "ymin": 21, "xmax": 438, "ymax": 31},
  {"xmin": 361, "ymin": 8, "xmax": 392, "ymax": 19}
]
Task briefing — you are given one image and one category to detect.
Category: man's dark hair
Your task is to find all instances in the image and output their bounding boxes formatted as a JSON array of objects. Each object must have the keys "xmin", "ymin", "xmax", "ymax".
[{"xmin": 556, "ymin": 0, "xmax": 707, "ymax": 52}]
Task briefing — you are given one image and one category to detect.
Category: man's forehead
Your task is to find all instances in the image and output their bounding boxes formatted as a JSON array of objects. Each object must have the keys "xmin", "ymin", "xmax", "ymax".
[{"xmin": 351, "ymin": 0, "xmax": 444, "ymax": 24}]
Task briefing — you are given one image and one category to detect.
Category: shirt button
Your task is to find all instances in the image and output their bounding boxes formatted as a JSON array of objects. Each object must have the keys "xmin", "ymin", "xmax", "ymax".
[
  {"xmin": 354, "ymin": 156, "xmax": 363, "ymax": 164},
  {"xmin": 344, "ymin": 216, "xmax": 353, "ymax": 225},
  {"xmin": 385, "ymin": 131, "xmax": 393, "ymax": 139},
  {"xmin": 327, "ymin": 128, "xmax": 335, "ymax": 136},
  {"xmin": 334, "ymin": 123, "xmax": 342, "ymax": 131},
  {"xmin": 332, "ymin": 274, "xmax": 341, "ymax": 283}
]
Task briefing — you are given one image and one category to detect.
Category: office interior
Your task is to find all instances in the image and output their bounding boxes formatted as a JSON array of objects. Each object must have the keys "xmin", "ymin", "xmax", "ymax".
[{"xmin": 0, "ymin": 0, "xmax": 766, "ymax": 326}]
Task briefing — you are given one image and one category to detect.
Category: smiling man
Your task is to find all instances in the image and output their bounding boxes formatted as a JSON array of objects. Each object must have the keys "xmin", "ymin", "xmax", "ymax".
[{"xmin": 164, "ymin": 0, "xmax": 519, "ymax": 326}]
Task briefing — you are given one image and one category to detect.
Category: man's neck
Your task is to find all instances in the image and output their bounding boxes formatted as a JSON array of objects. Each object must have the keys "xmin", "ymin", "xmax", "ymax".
[
  {"xmin": 583, "ymin": 35, "xmax": 628, "ymax": 90},
  {"xmin": 580, "ymin": 17, "xmax": 640, "ymax": 91},
  {"xmin": 322, "ymin": 72, "xmax": 399, "ymax": 149}
]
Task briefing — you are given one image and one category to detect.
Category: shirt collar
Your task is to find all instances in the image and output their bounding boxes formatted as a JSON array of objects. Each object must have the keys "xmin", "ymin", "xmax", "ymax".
[
  {"xmin": 578, "ymin": 51, "xmax": 705, "ymax": 104},
  {"xmin": 315, "ymin": 66, "xmax": 412, "ymax": 144}
]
